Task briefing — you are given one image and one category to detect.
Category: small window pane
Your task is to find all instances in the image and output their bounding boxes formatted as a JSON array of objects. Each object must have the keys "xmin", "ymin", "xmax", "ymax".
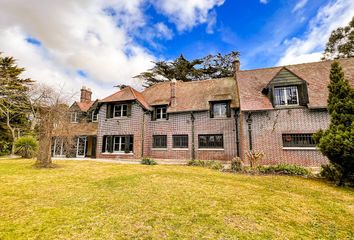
[
  {"xmin": 274, "ymin": 86, "xmax": 298, "ymax": 106},
  {"xmin": 155, "ymin": 106, "xmax": 167, "ymax": 119},
  {"xmin": 213, "ymin": 103, "xmax": 227, "ymax": 117}
]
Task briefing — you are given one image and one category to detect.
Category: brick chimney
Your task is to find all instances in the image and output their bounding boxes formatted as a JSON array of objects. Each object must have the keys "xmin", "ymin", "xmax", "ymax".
[
  {"xmin": 170, "ymin": 79, "xmax": 177, "ymax": 107},
  {"xmin": 234, "ymin": 59, "xmax": 240, "ymax": 72},
  {"xmin": 80, "ymin": 86, "xmax": 92, "ymax": 103}
]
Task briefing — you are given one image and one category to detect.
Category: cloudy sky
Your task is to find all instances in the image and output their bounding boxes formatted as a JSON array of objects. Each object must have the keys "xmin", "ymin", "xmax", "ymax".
[{"xmin": 0, "ymin": 0, "xmax": 354, "ymax": 99}]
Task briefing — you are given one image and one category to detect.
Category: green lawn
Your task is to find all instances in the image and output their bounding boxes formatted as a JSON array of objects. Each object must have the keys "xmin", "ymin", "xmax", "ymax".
[{"xmin": 0, "ymin": 160, "xmax": 353, "ymax": 239}]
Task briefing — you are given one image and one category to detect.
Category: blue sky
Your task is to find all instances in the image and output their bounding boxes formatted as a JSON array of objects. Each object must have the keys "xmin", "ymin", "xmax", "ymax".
[{"xmin": 0, "ymin": 0, "xmax": 353, "ymax": 99}]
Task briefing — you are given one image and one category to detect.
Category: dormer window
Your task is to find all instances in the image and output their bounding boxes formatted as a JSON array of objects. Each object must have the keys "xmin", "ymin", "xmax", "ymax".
[
  {"xmin": 152, "ymin": 105, "xmax": 168, "ymax": 121},
  {"xmin": 70, "ymin": 112, "xmax": 78, "ymax": 123},
  {"xmin": 274, "ymin": 86, "xmax": 299, "ymax": 106},
  {"xmin": 209, "ymin": 101, "xmax": 231, "ymax": 118},
  {"xmin": 114, "ymin": 104, "xmax": 128, "ymax": 117},
  {"xmin": 91, "ymin": 111, "xmax": 98, "ymax": 122}
]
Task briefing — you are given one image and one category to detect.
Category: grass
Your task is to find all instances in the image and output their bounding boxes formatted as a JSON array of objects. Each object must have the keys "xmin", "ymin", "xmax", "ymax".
[{"xmin": 0, "ymin": 159, "xmax": 353, "ymax": 239}]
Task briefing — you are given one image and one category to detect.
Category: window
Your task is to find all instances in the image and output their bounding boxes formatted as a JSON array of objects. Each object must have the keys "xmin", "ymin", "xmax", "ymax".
[
  {"xmin": 198, "ymin": 134, "xmax": 223, "ymax": 149},
  {"xmin": 103, "ymin": 135, "xmax": 133, "ymax": 153},
  {"xmin": 156, "ymin": 106, "xmax": 167, "ymax": 120},
  {"xmin": 282, "ymin": 134, "xmax": 315, "ymax": 148},
  {"xmin": 70, "ymin": 112, "xmax": 78, "ymax": 123},
  {"xmin": 153, "ymin": 135, "xmax": 167, "ymax": 148},
  {"xmin": 213, "ymin": 102, "xmax": 227, "ymax": 117},
  {"xmin": 274, "ymin": 86, "xmax": 299, "ymax": 106},
  {"xmin": 173, "ymin": 135, "xmax": 188, "ymax": 148},
  {"xmin": 114, "ymin": 104, "xmax": 128, "ymax": 117},
  {"xmin": 91, "ymin": 111, "xmax": 98, "ymax": 122}
]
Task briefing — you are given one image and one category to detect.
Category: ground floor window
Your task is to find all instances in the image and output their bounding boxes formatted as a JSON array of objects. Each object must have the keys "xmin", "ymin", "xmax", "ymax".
[
  {"xmin": 52, "ymin": 137, "xmax": 64, "ymax": 156},
  {"xmin": 282, "ymin": 133, "xmax": 315, "ymax": 148},
  {"xmin": 103, "ymin": 135, "xmax": 133, "ymax": 153},
  {"xmin": 153, "ymin": 135, "xmax": 167, "ymax": 148},
  {"xmin": 173, "ymin": 135, "xmax": 188, "ymax": 148},
  {"xmin": 198, "ymin": 134, "xmax": 223, "ymax": 149}
]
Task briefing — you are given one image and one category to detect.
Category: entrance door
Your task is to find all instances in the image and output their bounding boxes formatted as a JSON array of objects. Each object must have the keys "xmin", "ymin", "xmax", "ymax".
[{"xmin": 76, "ymin": 136, "xmax": 87, "ymax": 158}]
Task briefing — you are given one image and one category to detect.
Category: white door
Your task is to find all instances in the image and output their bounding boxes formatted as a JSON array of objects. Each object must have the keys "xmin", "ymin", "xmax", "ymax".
[{"xmin": 76, "ymin": 137, "xmax": 87, "ymax": 158}]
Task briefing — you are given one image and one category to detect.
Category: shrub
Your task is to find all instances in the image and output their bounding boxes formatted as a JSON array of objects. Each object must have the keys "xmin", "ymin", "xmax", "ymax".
[
  {"xmin": 141, "ymin": 157, "xmax": 157, "ymax": 165},
  {"xmin": 0, "ymin": 140, "xmax": 11, "ymax": 156},
  {"xmin": 320, "ymin": 164, "xmax": 342, "ymax": 182},
  {"xmin": 231, "ymin": 157, "xmax": 243, "ymax": 172},
  {"xmin": 246, "ymin": 151, "xmax": 265, "ymax": 168},
  {"xmin": 257, "ymin": 164, "xmax": 311, "ymax": 176},
  {"xmin": 187, "ymin": 160, "xmax": 224, "ymax": 171},
  {"xmin": 14, "ymin": 136, "xmax": 38, "ymax": 158}
]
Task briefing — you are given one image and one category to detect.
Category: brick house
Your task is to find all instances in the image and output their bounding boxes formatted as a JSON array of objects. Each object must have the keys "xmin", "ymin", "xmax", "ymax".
[
  {"xmin": 54, "ymin": 58, "xmax": 354, "ymax": 166},
  {"xmin": 236, "ymin": 58, "xmax": 354, "ymax": 166},
  {"xmin": 52, "ymin": 87, "xmax": 99, "ymax": 158}
]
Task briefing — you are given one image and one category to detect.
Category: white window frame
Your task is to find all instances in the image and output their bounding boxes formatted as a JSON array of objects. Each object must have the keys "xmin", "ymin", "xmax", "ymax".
[
  {"xmin": 156, "ymin": 106, "xmax": 167, "ymax": 120},
  {"xmin": 274, "ymin": 86, "xmax": 299, "ymax": 106},
  {"xmin": 70, "ymin": 112, "xmax": 78, "ymax": 123},
  {"xmin": 213, "ymin": 102, "xmax": 227, "ymax": 117},
  {"xmin": 113, "ymin": 104, "xmax": 128, "ymax": 117},
  {"xmin": 91, "ymin": 111, "xmax": 98, "ymax": 122}
]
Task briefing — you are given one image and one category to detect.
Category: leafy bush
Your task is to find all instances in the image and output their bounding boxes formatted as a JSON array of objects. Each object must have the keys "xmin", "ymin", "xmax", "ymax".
[
  {"xmin": 187, "ymin": 160, "xmax": 224, "ymax": 171},
  {"xmin": 14, "ymin": 136, "xmax": 38, "ymax": 158},
  {"xmin": 246, "ymin": 151, "xmax": 265, "ymax": 168},
  {"xmin": 257, "ymin": 164, "xmax": 311, "ymax": 176},
  {"xmin": 0, "ymin": 140, "xmax": 11, "ymax": 156},
  {"xmin": 320, "ymin": 164, "xmax": 342, "ymax": 182},
  {"xmin": 231, "ymin": 157, "xmax": 243, "ymax": 172},
  {"xmin": 141, "ymin": 157, "xmax": 157, "ymax": 165}
]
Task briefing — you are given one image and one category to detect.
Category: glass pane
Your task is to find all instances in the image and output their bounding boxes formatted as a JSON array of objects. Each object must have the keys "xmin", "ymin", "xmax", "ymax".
[{"xmin": 286, "ymin": 86, "xmax": 298, "ymax": 105}]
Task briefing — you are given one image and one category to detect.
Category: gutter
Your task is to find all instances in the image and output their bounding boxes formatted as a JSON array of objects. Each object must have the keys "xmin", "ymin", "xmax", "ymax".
[
  {"xmin": 246, "ymin": 112, "xmax": 253, "ymax": 151},
  {"xmin": 191, "ymin": 111, "xmax": 195, "ymax": 160},
  {"xmin": 234, "ymin": 110, "xmax": 240, "ymax": 157}
]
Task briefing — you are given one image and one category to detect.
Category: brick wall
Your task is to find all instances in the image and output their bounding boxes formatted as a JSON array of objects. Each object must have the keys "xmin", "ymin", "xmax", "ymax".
[{"xmin": 240, "ymin": 108, "xmax": 329, "ymax": 166}]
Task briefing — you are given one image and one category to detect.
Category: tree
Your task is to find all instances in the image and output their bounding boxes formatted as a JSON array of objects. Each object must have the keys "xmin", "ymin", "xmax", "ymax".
[
  {"xmin": 0, "ymin": 54, "xmax": 34, "ymax": 155},
  {"xmin": 313, "ymin": 62, "xmax": 354, "ymax": 185},
  {"xmin": 322, "ymin": 16, "xmax": 354, "ymax": 60},
  {"xmin": 135, "ymin": 51, "xmax": 240, "ymax": 87}
]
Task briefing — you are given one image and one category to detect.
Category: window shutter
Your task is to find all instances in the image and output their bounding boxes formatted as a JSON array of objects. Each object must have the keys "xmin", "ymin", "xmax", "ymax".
[
  {"xmin": 166, "ymin": 113, "xmax": 169, "ymax": 120},
  {"xmin": 226, "ymin": 102, "xmax": 231, "ymax": 118},
  {"xmin": 209, "ymin": 102, "xmax": 214, "ymax": 118},
  {"xmin": 269, "ymin": 87, "xmax": 274, "ymax": 107},
  {"xmin": 125, "ymin": 136, "xmax": 131, "ymax": 153},
  {"xmin": 127, "ymin": 104, "xmax": 132, "ymax": 117},
  {"xmin": 298, "ymin": 83, "xmax": 309, "ymax": 106},
  {"xmin": 151, "ymin": 109, "xmax": 157, "ymax": 121},
  {"xmin": 107, "ymin": 136, "xmax": 113, "ymax": 153},
  {"xmin": 106, "ymin": 104, "xmax": 113, "ymax": 118},
  {"xmin": 102, "ymin": 136, "xmax": 107, "ymax": 152}
]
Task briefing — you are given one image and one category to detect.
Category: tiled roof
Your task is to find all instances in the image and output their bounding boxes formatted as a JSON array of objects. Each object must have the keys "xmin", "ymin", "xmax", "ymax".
[
  {"xmin": 237, "ymin": 58, "xmax": 354, "ymax": 111},
  {"xmin": 142, "ymin": 78, "xmax": 239, "ymax": 113},
  {"xmin": 76, "ymin": 101, "xmax": 95, "ymax": 112}
]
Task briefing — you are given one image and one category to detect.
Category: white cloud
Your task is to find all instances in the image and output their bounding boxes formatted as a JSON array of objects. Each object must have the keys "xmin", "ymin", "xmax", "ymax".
[
  {"xmin": 292, "ymin": 0, "xmax": 308, "ymax": 12},
  {"xmin": 260, "ymin": 0, "xmax": 269, "ymax": 4},
  {"xmin": 153, "ymin": 0, "xmax": 225, "ymax": 31},
  {"xmin": 0, "ymin": 0, "xmax": 224, "ymax": 99},
  {"xmin": 278, "ymin": 0, "xmax": 354, "ymax": 66}
]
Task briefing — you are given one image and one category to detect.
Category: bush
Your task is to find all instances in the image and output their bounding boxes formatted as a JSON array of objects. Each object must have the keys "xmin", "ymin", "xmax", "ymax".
[
  {"xmin": 320, "ymin": 164, "xmax": 342, "ymax": 182},
  {"xmin": 231, "ymin": 157, "xmax": 243, "ymax": 172},
  {"xmin": 187, "ymin": 160, "xmax": 224, "ymax": 171},
  {"xmin": 0, "ymin": 140, "xmax": 11, "ymax": 156},
  {"xmin": 246, "ymin": 151, "xmax": 265, "ymax": 168},
  {"xmin": 141, "ymin": 157, "xmax": 157, "ymax": 165},
  {"xmin": 257, "ymin": 164, "xmax": 311, "ymax": 176},
  {"xmin": 14, "ymin": 136, "xmax": 38, "ymax": 158}
]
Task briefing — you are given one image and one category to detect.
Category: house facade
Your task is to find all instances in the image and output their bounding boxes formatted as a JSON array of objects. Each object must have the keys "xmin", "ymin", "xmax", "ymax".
[{"xmin": 53, "ymin": 58, "xmax": 354, "ymax": 166}]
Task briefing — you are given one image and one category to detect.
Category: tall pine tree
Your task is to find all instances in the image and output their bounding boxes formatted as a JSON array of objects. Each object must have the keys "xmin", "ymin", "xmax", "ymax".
[{"xmin": 314, "ymin": 61, "xmax": 354, "ymax": 185}]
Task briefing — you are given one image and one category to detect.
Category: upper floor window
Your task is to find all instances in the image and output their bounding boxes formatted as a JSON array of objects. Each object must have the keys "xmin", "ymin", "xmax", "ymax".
[
  {"xmin": 198, "ymin": 134, "xmax": 224, "ymax": 149},
  {"xmin": 153, "ymin": 135, "xmax": 167, "ymax": 148},
  {"xmin": 114, "ymin": 104, "xmax": 128, "ymax": 117},
  {"xmin": 282, "ymin": 133, "xmax": 315, "ymax": 148},
  {"xmin": 70, "ymin": 112, "xmax": 78, "ymax": 123},
  {"xmin": 274, "ymin": 86, "xmax": 299, "ymax": 106},
  {"xmin": 91, "ymin": 111, "xmax": 98, "ymax": 122},
  {"xmin": 210, "ymin": 101, "xmax": 231, "ymax": 118},
  {"xmin": 152, "ymin": 105, "xmax": 167, "ymax": 121}
]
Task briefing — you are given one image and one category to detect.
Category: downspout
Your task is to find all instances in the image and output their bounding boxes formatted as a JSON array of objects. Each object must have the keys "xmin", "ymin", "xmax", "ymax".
[
  {"xmin": 141, "ymin": 110, "xmax": 146, "ymax": 158},
  {"xmin": 191, "ymin": 111, "xmax": 195, "ymax": 160},
  {"xmin": 234, "ymin": 109, "xmax": 240, "ymax": 157},
  {"xmin": 246, "ymin": 112, "xmax": 253, "ymax": 151}
]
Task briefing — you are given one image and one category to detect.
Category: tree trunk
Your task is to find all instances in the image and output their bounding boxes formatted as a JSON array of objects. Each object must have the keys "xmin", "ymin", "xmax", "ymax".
[
  {"xmin": 6, "ymin": 112, "xmax": 16, "ymax": 156},
  {"xmin": 36, "ymin": 110, "xmax": 54, "ymax": 168}
]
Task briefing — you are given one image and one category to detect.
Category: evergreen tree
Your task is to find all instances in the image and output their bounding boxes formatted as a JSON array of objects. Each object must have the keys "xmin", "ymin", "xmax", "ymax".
[
  {"xmin": 135, "ymin": 51, "xmax": 240, "ymax": 87},
  {"xmin": 314, "ymin": 61, "xmax": 354, "ymax": 185},
  {"xmin": 0, "ymin": 54, "xmax": 34, "ymax": 155},
  {"xmin": 322, "ymin": 16, "xmax": 354, "ymax": 60}
]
